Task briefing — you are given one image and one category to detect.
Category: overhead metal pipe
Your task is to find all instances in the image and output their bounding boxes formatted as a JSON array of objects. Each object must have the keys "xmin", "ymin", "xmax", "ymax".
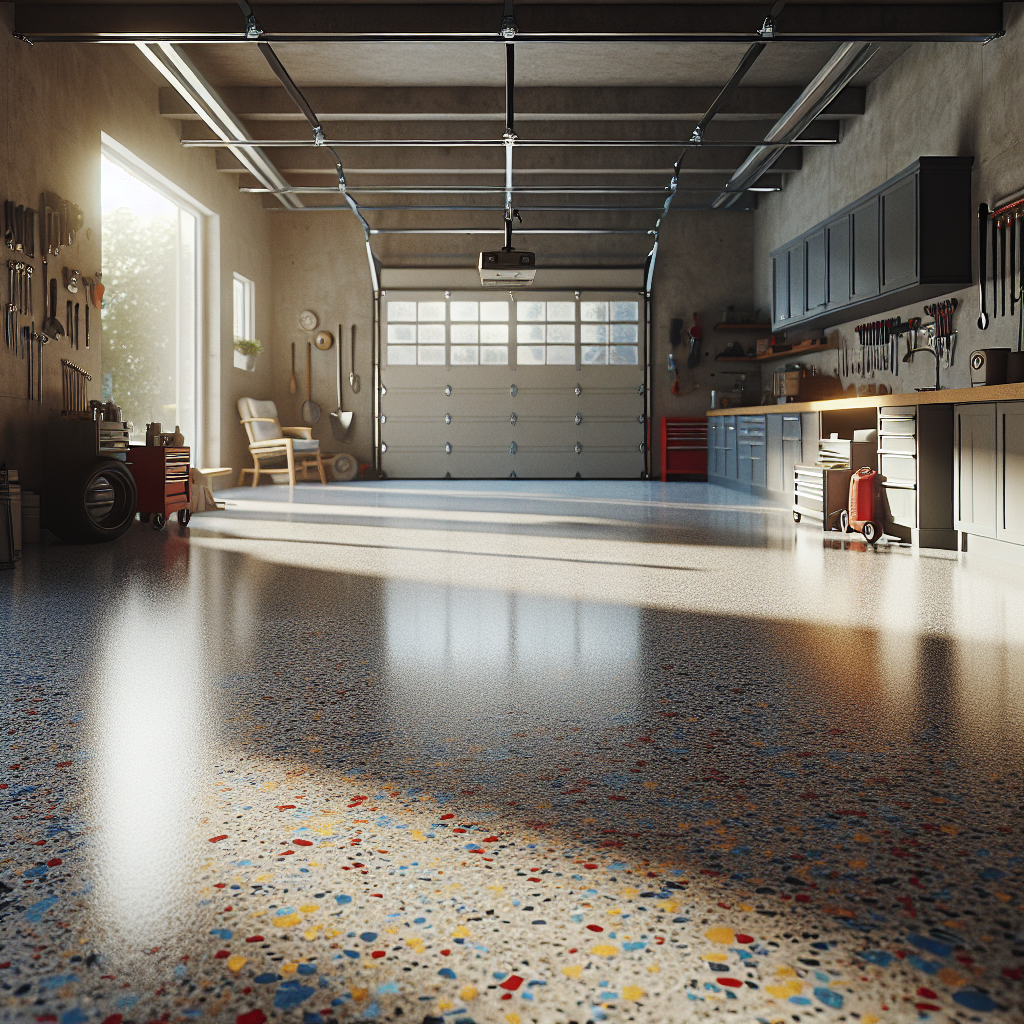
[
  {"xmin": 240, "ymin": 184, "xmax": 745, "ymax": 194},
  {"xmin": 712, "ymin": 40, "xmax": 877, "ymax": 207},
  {"xmin": 181, "ymin": 137, "xmax": 836, "ymax": 148},
  {"xmin": 369, "ymin": 228, "xmax": 654, "ymax": 235}
]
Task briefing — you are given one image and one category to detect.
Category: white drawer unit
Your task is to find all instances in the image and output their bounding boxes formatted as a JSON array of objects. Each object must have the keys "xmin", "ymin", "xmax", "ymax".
[
  {"xmin": 877, "ymin": 406, "xmax": 918, "ymax": 542},
  {"xmin": 793, "ymin": 464, "xmax": 853, "ymax": 526}
]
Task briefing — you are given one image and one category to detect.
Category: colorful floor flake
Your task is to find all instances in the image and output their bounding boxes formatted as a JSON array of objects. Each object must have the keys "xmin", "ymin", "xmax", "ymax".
[{"xmin": 1, "ymin": 484, "xmax": 1022, "ymax": 1024}]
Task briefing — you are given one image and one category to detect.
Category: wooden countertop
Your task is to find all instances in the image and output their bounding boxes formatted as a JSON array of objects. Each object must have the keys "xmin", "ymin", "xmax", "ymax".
[{"xmin": 705, "ymin": 382, "xmax": 1024, "ymax": 416}]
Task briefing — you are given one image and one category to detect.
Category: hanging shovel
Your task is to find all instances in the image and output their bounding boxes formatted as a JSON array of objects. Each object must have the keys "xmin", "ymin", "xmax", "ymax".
[
  {"xmin": 349, "ymin": 323, "xmax": 360, "ymax": 394},
  {"xmin": 330, "ymin": 322, "xmax": 353, "ymax": 440}
]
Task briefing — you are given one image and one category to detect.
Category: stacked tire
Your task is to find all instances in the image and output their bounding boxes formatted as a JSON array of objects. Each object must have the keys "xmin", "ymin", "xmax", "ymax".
[{"xmin": 48, "ymin": 457, "xmax": 138, "ymax": 543}]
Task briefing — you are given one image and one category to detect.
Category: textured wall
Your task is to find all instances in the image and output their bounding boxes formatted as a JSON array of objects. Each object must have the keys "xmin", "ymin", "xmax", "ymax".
[
  {"xmin": 649, "ymin": 209, "xmax": 755, "ymax": 477},
  {"xmin": 753, "ymin": 5, "xmax": 1024, "ymax": 393},
  {"xmin": 0, "ymin": 15, "xmax": 274, "ymax": 491}
]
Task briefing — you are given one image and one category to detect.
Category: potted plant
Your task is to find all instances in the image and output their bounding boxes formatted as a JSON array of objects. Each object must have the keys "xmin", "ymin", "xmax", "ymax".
[{"xmin": 233, "ymin": 337, "xmax": 262, "ymax": 372}]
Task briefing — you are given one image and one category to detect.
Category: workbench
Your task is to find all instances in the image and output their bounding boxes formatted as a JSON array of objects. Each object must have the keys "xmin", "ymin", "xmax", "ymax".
[{"xmin": 705, "ymin": 383, "xmax": 1024, "ymax": 561}]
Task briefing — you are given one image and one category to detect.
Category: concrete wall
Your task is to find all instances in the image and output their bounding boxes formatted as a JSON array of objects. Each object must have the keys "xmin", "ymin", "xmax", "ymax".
[
  {"xmin": 266, "ymin": 212, "xmax": 377, "ymax": 468},
  {"xmin": 650, "ymin": 209, "xmax": 755, "ymax": 477},
  {"xmin": 753, "ymin": 4, "xmax": 1024, "ymax": 394},
  {"xmin": 0, "ymin": 10, "xmax": 274, "ymax": 491}
]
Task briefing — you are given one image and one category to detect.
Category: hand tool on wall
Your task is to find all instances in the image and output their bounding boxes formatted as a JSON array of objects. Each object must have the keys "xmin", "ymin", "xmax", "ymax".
[
  {"xmin": 13, "ymin": 205, "xmax": 24, "ymax": 252},
  {"xmin": 74, "ymin": 303, "xmax": 80, "ymax": 352},
  {"xmin": 349, "ymin": 324, "xmax": 361, "ymax": 393},
  {"xmin": 1000, "ymin": 215, "xmax": 1007, "ymax": 317},
  {"xmin": 41, "ymin": 265, "xmax": 64, "ymax": 342},
  {"xmin": 1011, "ymin": 215, "xmax": 1017, "ymax": 319},
  {"xmin": 302, "ymin": 339, "xmax": 321, "ymax": 426},
  {"xmin": 992, "ymin": 204, "xmax": 999, "ymax": 320},
  {"xmin": 84, "ymin": 304, "xmax": 89, "ymax": 349},
  {"xmin": 289, "ymin": 341, "xmax": 297, "ymax": 393},
  {"xmin": 67, "ymin": 300, "xmax": 74, "ymax": 348},
  {"xmin": 330, "ymin": 321, "xmax": 353, "ymax": 440},
  {"xmin": 26, "ymin": 208, "xmax": 35, "ymax": 259},
  {"xmin": 4, "ymin": 202, "xmax": 13, "ymax": 249},
  {"xmin": 978, "ymin": 203, "xmax": 990, "ymax": 330}
]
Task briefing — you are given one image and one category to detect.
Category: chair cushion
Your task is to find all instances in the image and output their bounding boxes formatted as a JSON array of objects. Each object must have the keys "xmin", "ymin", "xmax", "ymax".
[
  {"xmin": 292, "ymin": 438, "xmax": 320, "ymax": 454},
  {"xmin": 237, "ymin": 397, "xmax": 283, "ymax": 442}
]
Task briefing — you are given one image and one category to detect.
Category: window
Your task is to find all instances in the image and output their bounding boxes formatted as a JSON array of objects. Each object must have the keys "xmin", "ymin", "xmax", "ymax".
[
  {"xmin": 581, "ymin": 300, "xmax": 640, "ymax": 365},
  {"xmin": 233, "ymin": 273, "xmax": 255, "ymax": 343},
  {"xmin": 101, "ymin": 141, "xmax": 203, "ymax": 459},
  {"xmin": 383, "ymin": 291, "xmax": 640, "ymax": 369},
  {"xmin": 387, "ymin": 298, "xmax": 510, "ymax": 366}
]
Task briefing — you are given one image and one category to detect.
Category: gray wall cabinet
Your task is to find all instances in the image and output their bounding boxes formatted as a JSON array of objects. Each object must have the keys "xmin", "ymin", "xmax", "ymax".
[{"xmin": 770, "ymin": 158, "xmax": 973, "ymax": 332}]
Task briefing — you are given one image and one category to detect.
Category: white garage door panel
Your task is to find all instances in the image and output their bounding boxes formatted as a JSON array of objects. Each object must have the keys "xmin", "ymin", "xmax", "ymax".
[{"xmin": 380, "ymin": 290, "xmax": 645, "ymax": 480}]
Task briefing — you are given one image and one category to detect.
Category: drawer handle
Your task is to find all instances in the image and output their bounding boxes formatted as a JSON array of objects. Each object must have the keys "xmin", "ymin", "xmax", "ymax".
[{"xmin": 878, "ymin": 451, "xmax": 916, "ymax": 457}]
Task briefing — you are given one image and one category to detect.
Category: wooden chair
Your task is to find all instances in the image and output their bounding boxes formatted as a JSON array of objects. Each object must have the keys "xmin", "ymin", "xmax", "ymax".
[{"xmin": 236, "ymin": 398, "xmax": 328, "ymax": 487}]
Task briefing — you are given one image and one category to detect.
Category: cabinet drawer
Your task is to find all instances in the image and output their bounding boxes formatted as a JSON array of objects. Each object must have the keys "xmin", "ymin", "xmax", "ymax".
[
  {"xmin": 877, "ymin": 433, "xmax": 917, "ymax": 455},
  {"xmin": 878, "ymin": 414, "xmax": 917, "ymax": 436},
  {"xmin": 879, "ymin": 452, "xmax": 917, "ymax": 485},
  {"xmin": 782, "ymin": 415, "xmax": 802, "ymax": 441},
  {"xmin": 882, "ymin": 483, "xmax": 917, "ymax": 528}
]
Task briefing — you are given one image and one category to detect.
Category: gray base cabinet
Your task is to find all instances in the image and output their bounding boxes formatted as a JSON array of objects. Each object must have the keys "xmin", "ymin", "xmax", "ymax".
[{"xmin": 956, "ymin": 401, "xmax": 1024, "ymax": 549}]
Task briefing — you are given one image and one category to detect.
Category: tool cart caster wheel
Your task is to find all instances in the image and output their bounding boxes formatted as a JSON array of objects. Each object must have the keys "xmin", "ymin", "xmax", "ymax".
[
  {"xmin": 152, "ymin": 513, "xmax": 165, "ymax": 530},
  {"xmin": 792, "ymin": 511, "xmax": 801, "ymax": 523},
  {"xmin": 177, "ymin": 508, "xmax": 191, "ymax": 526},
  {"xmin": 139, "ymin": 512, "xmax": 151, "ymax": 524},
  {"xmin": 839, "ymin": 509, "xmax": 850, "ymax": 533},
  {"xmin": 861, "ymin": 520, "xmax": 878, "ymax": 545}
]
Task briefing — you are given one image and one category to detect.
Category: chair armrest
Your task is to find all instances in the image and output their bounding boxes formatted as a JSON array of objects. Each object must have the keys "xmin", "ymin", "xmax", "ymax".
[
  {"xmin": 282, "ymin": 426, "xmax": 313, "ymax": 439},
  {"xmin": 240, "ymin": 417, "xmax": 281, "ymax": 425},
  {"xmin": 249, "ymin": 437, "xmax": 293, "ymax": 451}
]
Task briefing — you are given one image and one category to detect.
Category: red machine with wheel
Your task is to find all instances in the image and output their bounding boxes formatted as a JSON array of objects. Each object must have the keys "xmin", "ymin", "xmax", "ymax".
[
  {"xmin": 839, "ymin": 467, "xmax": 880, "ymax": 544},
  {"xmin": 128, "ymin": 445, "xmax": 191, "ymax": 529}
]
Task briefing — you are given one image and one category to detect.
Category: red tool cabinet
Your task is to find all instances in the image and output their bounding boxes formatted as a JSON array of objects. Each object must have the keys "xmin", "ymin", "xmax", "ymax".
[
  {"xmin": 660, "ymin": 417, "xmax": 708, "ymax": 481},
  {"xmin": 128, "ymin": 446, "xmax": 191, "ymax": 529}
]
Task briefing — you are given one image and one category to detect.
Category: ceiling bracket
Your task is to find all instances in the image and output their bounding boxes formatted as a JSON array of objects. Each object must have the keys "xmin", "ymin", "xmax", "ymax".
[
  {"xmin": 757, "ymin": 16, "xmax": 776, "ymax": 40},
  {"xmin": 689, "ymin": 125, "xmax": 704, "ymax": 145},
  {"xmin": 500, "ymin": 0, "xmax": 517, "ymax": 40},
  {"xmin": 237, "ymin": 0, "xmax": 263, "ymax": 39}
]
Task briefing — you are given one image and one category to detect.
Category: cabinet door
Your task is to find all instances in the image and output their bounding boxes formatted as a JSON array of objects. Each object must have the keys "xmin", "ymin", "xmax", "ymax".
[
  {"xmin": 998, "ymin": 402, "xmax": 1024, "ymax": 545},
  {"xmin": 788, "ymin": 242, "xmax": 806, "ymax": 320},
  {"xmin": 881, "ymin": 174, "xmax": 918, "ymax": 292},
  {"xmin": 724, "ymin": 418, "xmax": 738, "ymax": 479},
  {"xmin": 955, "ymin": 404, "xmax": 997, "ymax": 537},
  {"xmin": 766, "ymin": 414, "xmax": 783, "ymax": 493},
  {"xmin": 805, "ymin": 229, "xmax": 827, "ymax": 313},
  {"xmin": 783, "ymin": 439, "xmax": 801, "ymax": 497},
  {"xmin": 773, "ymin": 252, "xmax": 790, "ymax": 325},
  {"xmin": 738, "ymin": 442, "xmax": 753, "ymax": 483},
  {"xmin": 751, "ymin": 444, "xmax": 767, "ymax": 487},
  {"xmin": 800, "ymin": 412, "xmax": 820, "ymax": 463},
  {"xmin": 851, "ymin": 198, "xmax": 880, "ymax": 301},
  {"xmin": 826, "ymin": 215, "xmax": 851, "ymax": 308}
]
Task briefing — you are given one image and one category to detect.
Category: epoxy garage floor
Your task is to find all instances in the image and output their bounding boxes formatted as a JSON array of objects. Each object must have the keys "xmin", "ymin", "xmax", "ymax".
[{"xmin": 1, "ymin": 481, "xmax": 1022, "ymax": 1024}]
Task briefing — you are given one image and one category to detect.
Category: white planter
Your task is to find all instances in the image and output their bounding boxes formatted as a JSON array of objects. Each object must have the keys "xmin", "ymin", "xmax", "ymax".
[{"xmin": 234, "ymin": 350, "xmax": 257, "ymax": 372}]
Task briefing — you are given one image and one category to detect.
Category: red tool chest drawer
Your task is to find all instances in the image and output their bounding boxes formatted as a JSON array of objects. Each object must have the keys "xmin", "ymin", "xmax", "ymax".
[
  {"xmin": 128, "ymin": 446, "xmax": 191, "ymax": 527},
  {"xmin": 660, "ymin": 417, "xmax": 708, "ymax": 481}
]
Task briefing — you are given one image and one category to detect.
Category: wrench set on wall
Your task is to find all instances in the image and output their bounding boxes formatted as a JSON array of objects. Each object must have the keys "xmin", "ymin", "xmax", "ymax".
[
  {"xmin": 4, "ymin": 191, "xmax": 96, "ymax": 402},
  {"xmin": 844, "ymin": 300, "xmax": 959, "ymax": 379}
]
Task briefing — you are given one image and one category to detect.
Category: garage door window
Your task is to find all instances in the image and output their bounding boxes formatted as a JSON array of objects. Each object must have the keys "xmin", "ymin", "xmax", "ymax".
[
  {"xmin": 581, "ymin": 300, "xmax": 639, "ymax": 365},
  {"xmin": 516, "ymin": 301, "xmax": 576, "ymax": 365},
  {"xmin": 387, "ymin": 300, "xmax": 446, "ymax": 365},
  {"xmin": 451, "ymin": 300, "xmax": 510, "ymax": 365}
]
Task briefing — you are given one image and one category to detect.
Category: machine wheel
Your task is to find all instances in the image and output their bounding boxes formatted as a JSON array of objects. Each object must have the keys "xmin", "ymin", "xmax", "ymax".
[
  {"xmin": 177, "ymin": 508, "xmax": 191, "ymax": 526},
  {"xmin": 793, "ymin": 511, "xmax": 801, "ymax": 523},
  {"xmin": 839, "ymin": 509, "xmax": 850, "ymax": 533},
  {"xmin": 49, "ymin": 458, "xmax": 138, "ymax": 543},
  {"xmin": 152, "ymin": 513, "xmax": 166, "ymax": 530},
  {"xmin": 861, "ymin": 520, "xmax": 878, "ymax": 544}
]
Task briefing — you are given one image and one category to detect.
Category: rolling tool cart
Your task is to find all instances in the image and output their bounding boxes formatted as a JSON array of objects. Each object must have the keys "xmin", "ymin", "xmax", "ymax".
[
  {"xmin": 660, "ymin": 417, "xmax": 707, "ymax": 480},
  {"xmin": 128, "ymin": 446, "xmax": 191, "ymax": 529}
]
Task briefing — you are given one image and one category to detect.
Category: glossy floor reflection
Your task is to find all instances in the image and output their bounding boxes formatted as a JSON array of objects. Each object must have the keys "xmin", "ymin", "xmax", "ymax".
[{"xmin": 1, "ymin": 481, "xmax": 1022, "ymax": 1024}]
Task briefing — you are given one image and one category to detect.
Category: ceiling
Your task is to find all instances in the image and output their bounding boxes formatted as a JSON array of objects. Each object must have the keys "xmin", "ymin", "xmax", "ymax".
[{"xmin": 18, "ymin": 2, "xmax": 1004, "ymax": 266}]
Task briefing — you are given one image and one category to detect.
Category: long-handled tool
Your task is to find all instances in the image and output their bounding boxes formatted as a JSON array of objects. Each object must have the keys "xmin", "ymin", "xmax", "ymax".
[
  {"xmin": 349, "ymin": 323, "xmax": 360, "ymax": 394},
  {"xmin": 289, "ymin": 341, "xmax": 297, "ymax": 393},
  {"xmin": 992, "ymin": 204, "xmax": 999, "ymax": 320},
  {"xmin": 301, "ymin": 339, "xmax": 321, "ymax": 425},
  {"xmin": 41, "ymin": 263, "xmax": 64, "ymax": 341},
  {"xmin": 330, "ymin": 321, "xmax": 354, "ymax": 440},
  {"xmin": 978, "ymin": 203, "xmax": 990, "ymax": 330}
]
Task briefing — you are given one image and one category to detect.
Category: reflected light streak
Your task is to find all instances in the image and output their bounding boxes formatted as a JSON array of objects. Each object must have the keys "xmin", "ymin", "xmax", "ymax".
[{"xmin": 89, "ymin": 600, "xmax": 214, "ymax": 956}]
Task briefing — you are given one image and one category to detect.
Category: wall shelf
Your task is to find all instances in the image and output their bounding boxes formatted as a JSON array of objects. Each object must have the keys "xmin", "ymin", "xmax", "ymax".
[
  {"xmin": 716, "ymin": 341, "xmax": 836, "ymax": 363},
  {"xmin": 714, "ymin": 323, "xmax": 771, "ymax": 331}
]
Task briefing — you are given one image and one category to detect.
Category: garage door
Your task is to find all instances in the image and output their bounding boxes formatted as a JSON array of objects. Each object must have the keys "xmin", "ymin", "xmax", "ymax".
[{"xmin": 379, "ymin": 290, "xmax": 647, "ymax": 479}]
